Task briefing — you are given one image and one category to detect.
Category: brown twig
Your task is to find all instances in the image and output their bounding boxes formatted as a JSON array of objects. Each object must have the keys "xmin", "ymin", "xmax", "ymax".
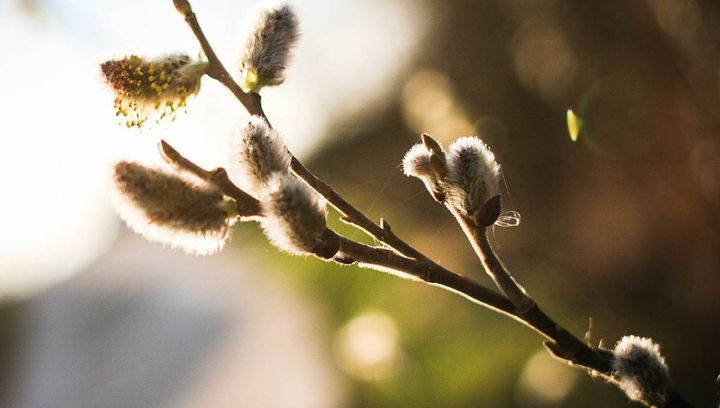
[
  {"xmin": 334, "ymin": 235, "xmax": 515, "ymax": 316},
  {"xmin": 450, "ymin": 209, "xmax": 694, "ymax": 407},
  {"xmin": 450, "ymin": 207, "xmax": 534, "ymax": 311},
  {"xmin": 292, "ymin": 157, "xmax": 429, "ymax": 260}
]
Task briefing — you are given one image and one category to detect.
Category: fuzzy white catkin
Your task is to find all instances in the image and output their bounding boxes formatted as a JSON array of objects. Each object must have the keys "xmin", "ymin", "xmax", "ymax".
[
  {"xmin": 402, "ymin": 143, "xmax": 446, "ymax": 202},
  {"xmin": 230, "ymin": 115, "xmax": 291, "ymax": 194},
  {"xmin": 444, "ymin": 136, "xmax": 500, "ymax": 217},
  {"xmin": 110, "ymin": 161, "xmax": 236, "ymax": 255},
  {"xmin": 239, "ymin": 1, "xmax": 299, "ymax": 89},
  {"xmin": 612, "ymin": 335, "xmax": 670, "ymax": 406},
  {"xmin": 402, "ymin": 143, "xmax": 434, "ymax": 178},
  {"xmin": 260, "ymin": 172, "xmax": 327, "ymax": 255}
]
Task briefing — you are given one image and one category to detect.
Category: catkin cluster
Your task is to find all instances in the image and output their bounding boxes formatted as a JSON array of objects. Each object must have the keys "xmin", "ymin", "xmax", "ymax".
[
  {"xmin": 106, "ymin": 2, "xmax": 330, "ymax": 258},
  {"xmin": 403, "ymin": 133, "xmax": 501, "ymax": 226},
  {"xmin": 229, "ymin": 117, "xmax": 329, "ymax": 256}
]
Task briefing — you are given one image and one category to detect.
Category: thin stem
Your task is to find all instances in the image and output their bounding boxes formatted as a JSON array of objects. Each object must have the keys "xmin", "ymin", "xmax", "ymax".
[
  {"xmin": 291, "ymin": 157, "xmax": 429, "ymax": 260},
  {"xmin": 450, "ymin": 206, "xmax": 614, "ymax": 370},
  {"xmin": 450, "ymin": 207, "xmax": 534, "ymax": 311},
  {"xmin": 336, "ymin": 236, "xmax": 515, "ymax": 316},
  {"xmin": 174, "ymin": 0, "xmax": 265, "ymax": 116},
  {"xmin": 338, "ymin": 236, "xmax": 615, "ymax": 378},
  {"xmin": 451, "ymin": 210, "xmax": 696, "ymax": 406}
]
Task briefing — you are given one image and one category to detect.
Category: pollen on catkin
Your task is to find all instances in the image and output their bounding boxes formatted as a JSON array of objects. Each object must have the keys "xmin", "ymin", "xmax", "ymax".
[
  {"xmin": 239, "ymin": 1, "xmax": 299, "ymax": 91},
  {"xmin": 444, "ymin": 136, "xmax": 500, "ymax": 218},
  {"xmin": 612, "ymin": 335, "xmax": 670, "ymax": 406},
  {"xmin": 100, "ymin": 54, "xmax": 207, "ymax": 128},
  {"xmin": 260, "ymin": 172, "xmax": 327, "ymax": 255},
  {"xmin": 111, "ymin": 161, "xmax": 237, "ymax": 255},
  {"xmin": 230, "ymin": 115, "xmax": 291, "ymax": 194}
]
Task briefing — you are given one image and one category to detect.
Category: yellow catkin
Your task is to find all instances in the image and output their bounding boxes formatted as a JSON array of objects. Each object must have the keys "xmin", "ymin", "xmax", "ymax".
[{"xmin": 101, "ymin": 54, "xmax": 207, "ymax": 128}]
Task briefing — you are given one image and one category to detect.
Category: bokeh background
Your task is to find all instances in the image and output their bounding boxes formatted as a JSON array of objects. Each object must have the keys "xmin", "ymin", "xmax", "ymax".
[{"xmin": 1, "ymin": 0, "xmax": 719, "ymax": 407}]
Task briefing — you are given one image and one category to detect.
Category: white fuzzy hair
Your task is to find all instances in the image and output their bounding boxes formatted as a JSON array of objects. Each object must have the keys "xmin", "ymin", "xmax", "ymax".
[
  {"xmin": 612, "ymin": 335, "xmax": 670, "ymax": 406},
  {"xmin": 239, "ymin": 0, "xmax": 299, "ymax": 87},
  {"xmin": 110, "ymin": 161, "xmax": 234, "ymax": 255},
  {"xmin": 229, "ymin": 115, "xmax": 291, "ymax": 194},
  {"xmin": 402, "ymin": 143, "xmax": 434, "ymax": 178},
  {"xmin": 260, "ymin": 172, "xmax": 327, "ymax": 255},
  {"xmin": 444, "ymin": 136, "xmax": 500, "ymax": 217}
]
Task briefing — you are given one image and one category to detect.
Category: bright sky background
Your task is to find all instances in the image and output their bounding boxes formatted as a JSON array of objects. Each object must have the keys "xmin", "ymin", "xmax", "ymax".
[{"xmin": 0, "ymin": 0, "xmax": 426, "ymax": 298}]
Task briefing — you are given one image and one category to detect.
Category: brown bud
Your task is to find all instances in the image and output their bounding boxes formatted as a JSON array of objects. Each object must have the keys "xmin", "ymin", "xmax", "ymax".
[
  {"xmin": 473, "ymin": 194, "xmax": 502, "ymax": 227},
  {"xmin": 421, "ymin": 133, "xmax": 444, "ymax": 155},
  {"xmin": 312, "ymin": 229, "xmax": 342, "ymax": 259},
  {"xmin": 429, "ymin": 152, "xmax": 448, "ymax": 178}
]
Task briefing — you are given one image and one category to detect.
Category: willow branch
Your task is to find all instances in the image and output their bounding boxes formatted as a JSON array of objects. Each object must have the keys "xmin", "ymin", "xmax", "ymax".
[
  {"xmin": 173, "ymin": 0, "xmax": 265, "ymax": 117},
  {"xmin": 339, "ymin": 236, "xmax": 627, "ymax": 381},
  {"xmin": 160, "ymin": 137, "xmax": 516, "ymax": 316},
  {"xmin": 172, "ymin": 0, "xmax": 424, "ymax": 260},
  {"xmin": 168, "ymin": 2, "xmax": 694, "ymax": 406},
  {"xmin": 450, "ymin": 209, "xmax": 694, "ymax": 407}
]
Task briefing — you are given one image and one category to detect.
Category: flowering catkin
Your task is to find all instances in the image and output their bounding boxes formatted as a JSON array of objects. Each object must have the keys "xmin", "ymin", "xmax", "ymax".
[
  {"xmin": 612, "ymin": 335, "xmax": 670, "ymax": 406},
  {"xmin": 100, "ymin": 54, "xmax": 207, "ymax": 128},
  {"xmin": 239, "ymin": 1, "xmax": 299, "ymax": 91},
  {"xmin": 402, "ymin": 135, "xmax": 501, "ymax": 222},
  {"xmin": 111, "ymin": 161, "xmax": 237, "ymax": 255},
  {"xmin": 230, "ymin": 116, "xmax": 291, "ymax": 194},
  {"xmin": 444, "ymin": 136, "xmax": 500, "ymax": 218},
  {"xmin": 260, "ymin": 172, "xmax": 327, "ymax": 255}
]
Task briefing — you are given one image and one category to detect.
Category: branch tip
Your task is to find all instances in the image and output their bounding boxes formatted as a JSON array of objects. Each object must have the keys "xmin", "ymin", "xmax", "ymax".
[{"xmin": 173, "ymin": 0, "xmax": 192, "ymax": 16}]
